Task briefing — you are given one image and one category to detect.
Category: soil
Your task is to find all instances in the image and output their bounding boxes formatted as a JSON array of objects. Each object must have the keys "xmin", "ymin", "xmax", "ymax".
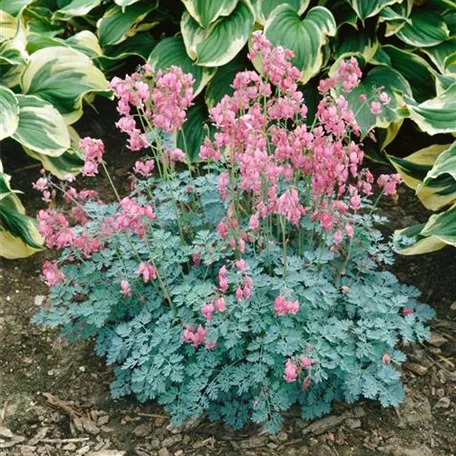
[{"xmin": 1, "ymin": 100, "xmax": 456, "ymax": 456}]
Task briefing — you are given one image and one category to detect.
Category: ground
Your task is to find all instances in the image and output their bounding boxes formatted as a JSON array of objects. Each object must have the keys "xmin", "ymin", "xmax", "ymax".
[{"xmin": 1, "ymin": 101, "xmax": 455, "ymax": 456}]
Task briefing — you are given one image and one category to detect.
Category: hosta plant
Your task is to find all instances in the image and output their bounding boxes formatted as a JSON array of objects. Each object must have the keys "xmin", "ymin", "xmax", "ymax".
[{"xmin": 33, "ymin": 35, "xmax": 434, "ymax": 432}]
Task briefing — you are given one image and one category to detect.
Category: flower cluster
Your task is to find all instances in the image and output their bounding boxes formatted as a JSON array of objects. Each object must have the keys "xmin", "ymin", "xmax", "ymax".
[{"xmin": 34, "ymin": 33, "xmax": 433, "ymax": 434}]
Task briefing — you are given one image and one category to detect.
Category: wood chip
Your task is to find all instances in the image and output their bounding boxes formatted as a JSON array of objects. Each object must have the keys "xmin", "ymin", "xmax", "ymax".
[
  {"xmin": 428, "ymin": 333, "xmax": 449, "ymax": 347},
  {"xmin": 301, "ymin": 411, "xmax": 352, "ymax": 435}
]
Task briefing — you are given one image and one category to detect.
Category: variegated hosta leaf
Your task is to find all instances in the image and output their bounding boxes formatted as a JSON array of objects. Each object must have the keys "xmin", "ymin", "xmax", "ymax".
[
  {"xmin": 205, "ymin": 56, "xmax": 247, "ymax": 108},
  {"xmin": 0, "ymin": 173, "xmax": 43, "ymax": 258},
  {"xmin": 403, "ymin": 82, "xmax": 456, "ymax": 135},
  {"xmin": 396, "ymin": 11, "xmax": 450, "ymax": 48},
  {"xmin": 27, "ymin": 31, "xmax": 103, "ymax": 58},
  {"xmin": 326, "ymin": 0, "xmax": 358, "ymax": 29},
  {"xmin": 418, "ymin": 141, "xmax": 456, "ymax": 211},
  {"xmin": 176, "ymin": 99, "xmax": 211, "ymax": 162},
  {"xmin": 12, "ymin": 94, "xmax": 70, "ymax": 156},
  {"xmin": 378, "ymin": 45, "xmax": 436, "ymax": 103},
  {"xmin": 25, "ymin": 126, "xmax": 84, "ymax": 179},
  {"xmin": 421, "ymin": 39, "xmax": 456, "ymax": 75},
  {"xmin": 333, "ymin": 24, "xmax": 378, "ymax": 63},
  {"xmin": 395, "ymin": 223, "xmax": 447, "ymax": 255},
  {"xmin": 21, "ymin": 46, "xmax": 110, "ymax": 124},
  {"xmin": 147, "ymin": 36, "xmax": 216, "ymax": 97},
  {"xmin": 52, "ymin": 0, "xmax": 103, "ymax": 20},
  {"xmin": 24, "ymin": 5, "xmax": 66, "ymax": 37},
  {"xmin": 97, "ymin": 33, "xmax": 156, "ymax": 71},
  {"xmin": 114, "ymin": 0, "xmax": 142, "ymax": 11},
  {"xmin": 181, "ymin": 0, "xmax": 254, "ymax": 67},
  {"xmin": 347, "ymin": 0, "xmax": 401, "ymax": 21},
  {"xmin": 264, "ymin": 6, "xmax": 336, "ymax": 84},
  {"xmin": 0, "ymin": 85, "xmax": 19, "ymax": 140},
  {"xmin": 334, "ymin": 64, "xmax": 412, "ymax": 137},
  {"xmin": 388, "ymin": 143, "xmax": 453, "ymax": 210},
  {"xmin": 97, "ymin": 2, "xmax": 158, "ymax": 47},
  {"xmin": 251, "ymin": 0, "xmax": 310, "ymax": 25},
  {"xmin": 182, "ymin": 0, "xmax": 238, "ymax": 28},
  {"xmin": 0, "ymin": 10, "xmax": 18, "ymax": 41},
  {"xmin": 396, "ymin": 203, "xmax": 456, "ymax": 254},
  {"xmin": 0, "ymin": 0, "xmax": 33, "ymax": 16}
]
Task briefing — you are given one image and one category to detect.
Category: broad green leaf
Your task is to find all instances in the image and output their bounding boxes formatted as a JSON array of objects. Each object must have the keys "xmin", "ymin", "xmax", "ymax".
[
  {"xmin": 434, "ymin": 71, "xmax": 456, "ymax": 95},
  {"xmin": 0, "ymin": 10, "xmax": 18, "ymax": 41},
  {"xmin": 114, "ymin": 0, "xmax": 142, "ymax": 10},
  {"xmin": 0, "ymin": 37, "xmax": 28, "ymax": 65},
  {"xmin": 148, "ymin": 36, "xmax": 216, "ymax": 97},
  {"xmin": 21, "ymin": 46, "xmax": 110, "ymax": 124},
  {"xmin": 403, "ymin": 83, "xmax": 456, "ymax": 135},
  {"xmin": 395, "ymin": 223, "xmax": 447, "ymax": 255},
  {"xmin": 0, "ymin": 176, "xmax": 43, "ymax": 257},
  {"xmin": 27, "ymin": 31, "xmax": 102, "ymax": 58},
  {"xmin": 379, "ymin": 0, "xmax": 413, "ymax": 22},
  {"xmin": 52, "ymin": 0, "xmax": 103, "ymax": 20},
  {"xmin": 389, "ymin": 143, "xmax": 449, "ymax": 189},
  {"xmin": 182, "ymin": 0, "xmax": 254, "ymax": 67},
  {"xmin": 182, "ymin": 0, "xmax": 238, "ymax": 28},
  {"xmin": 333, "ymin": 24, "xmax": 378, "ymax": 63},
  {"xmin": 381, "ymin": 45, "xmax": 436, "ymax": 103},
  {"xmin": 326, "ymin": 0, "xmax": 358, "ymax": 28},
  {"xmin": 418, "ymin": 141, "xmax": 456, "ymax": 210},
  {"xmin": 0, "ymin": 0, "xmax": 33, "ymax": 16},
  {"xmin": 12, "ymin": 94, "xmax": 70, "ymax": 156},
  {"xmin": 97, "ymin": 2, "xmax": 158, "ymax": 47},
  {"xmin": 264, "ymin": 6, "xmax": 336, "ymax": 84},
  {"xmin": 205, "ymin": 56, "xmax": 247, "ymax": 108},
  {"xmin": 443, "ymin": 9, "xmax": 456, "ymax": 36},
  {"xmin": 97, "ymin": 33, "xmax": 156, "ymax": 71},
  {"xmin": 421, "ymin": 39, "xmax": 456, "ymax": 74},
  {"xmin": 0, "ymin": 228, "xmax": 43, "ymax": 258},
  {"xmin": 335, "ymin": 65, "xmax": 412, "ymax": 137},
  {"xmin": 177, "ymin": 98, "xmax": 211, "ymax": 162},
  {"xmin": 347, "ymin": 0, "xmax": 401, "ymax": 20},
  {"xmin": 251, "ymin": 0, "xmax": 310, "ymax": 25},
  {"xmin": 396, "ymin": 11, "xmax": 450, "ymax": 47},
  {"xmin": 24, "ymin": 126, "xmax": 84, "ymax": 178},
  {"xmin": 0, "ymin": 86, "xmax": 19, "ymax": 140},
  {"xmin": 420, "ymin": 204, "xmax": 456, "ymax": 246}
]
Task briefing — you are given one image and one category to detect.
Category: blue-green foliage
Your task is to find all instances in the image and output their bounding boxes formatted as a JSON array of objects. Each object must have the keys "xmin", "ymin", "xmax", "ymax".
[{"xmin": 33, "ymin": 171, "xmax": 434, "ymax": 433}]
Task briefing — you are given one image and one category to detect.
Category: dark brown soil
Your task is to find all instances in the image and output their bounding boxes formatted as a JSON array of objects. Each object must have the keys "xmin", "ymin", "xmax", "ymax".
[{"xmin": 1, "ymin": 101, "xmax": 455, "ymax": 456}]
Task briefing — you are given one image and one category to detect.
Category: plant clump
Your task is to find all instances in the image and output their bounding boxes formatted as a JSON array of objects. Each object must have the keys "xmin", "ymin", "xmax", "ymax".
[{"xmin": 33, "ymin": 33, "xmax": 434, "ymax": 433}]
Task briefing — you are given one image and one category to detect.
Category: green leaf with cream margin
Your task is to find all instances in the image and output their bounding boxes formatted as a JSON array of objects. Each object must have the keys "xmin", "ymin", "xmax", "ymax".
[
  {"xmin": 148, "ymin": 36, "xmax": 216, "ymax": 97},
  {"xmin": 0, "ymin": 86, "xmax": 19, "ymax": 140},
  {"xmin": 0, "ymin": 167, "xmax": 43, "ymax": 258},
  {"xmin": 347, "ymin": 0, "xmax": 401, "ymax": 21},
  {"xmin": 395, "ymin": 10, "xmax": 450, "ymax": 48},
  {"xmin": 334, "ymin": 63, "xmax": 412, "ymax": 137},
  {"xmin": 388, "ymin": 143, "xmax": 456, "ymax": 211},
  {"xmin": 402, "ymin": 83, "xmax": 456, "ymax": 136},
  {"xmin": 181, "ymin": 0, "xmax": 254, "ymax": 67},
  {"xmin": 24, "ymin": 126, "xmax": 84, "ymax": 179},
  {"xmin": 97, "ymin": 2, "xmax": 158, "ymax": 47},
  {"xmin": 182, "ymin": 0, "xmax": 238, "ymax": 29},
  {"xmin": 52, "ymin": 0, "xmax": 103, "ymax": 21},
  {"xmin": 251, "ymin": 0, "xmax": 310, "ymax": 25},
  {"xmin": 21, "ymin": 46, "xmax": 110, "ymax": 125},
  {"xmin": 263, "ymin": 6, "xmax": 336, "ymax": 85},
  {"xmin": 395, "ymin": 204, "xmax": 456, "ymax": 255},
  {"xmin": 12, "ymin": 94, "xmax": 70, "ymax": 156}
]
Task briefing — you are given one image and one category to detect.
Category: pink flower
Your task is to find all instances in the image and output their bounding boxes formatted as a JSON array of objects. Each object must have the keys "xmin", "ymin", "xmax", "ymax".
[
  {"xmin": 299, "ymin": 356, "xmax": 312, "ymax": 370},
  {"xmin": 235, "ymin": 287, "xmax": 243, "ymax": 302},
  {"xmin": 214, "ymin": 297, "xmax": 226, "ymax": 312},
  {"xmin": 334, "ymin": 230, "xmax": 343, "ymax": 245},
  {"xmin": 235, "ymin": 259, "xmax": 247, "ymax": 272},
  {"xmin": 345, "ymin": 223, "xmax": 354, "ymax": 238},
  {"xmin": 382, "ymin": 353, "xmax": 391, "ymax": 364},
  {"xmin": 120, "ymin": 280, "xmax": 132, "ymax": 296},
  {"xmin": 137, "ymin": 262, "xmax": 157, "ymax": 283},
  {"xmin": 370, "ymin": 101, "xmax": 382, "ymax": 116},
  {"xmin": 379, "ymin": 92, "xmax": 391, "ymax": 105},
  {"xmin": 401, "ymin": 308, "xmax": 414, "ymax": 315},
  {"xmin": 33, "ymin": 178, "xmax": 48, "ymax": 192},
  {"xmin": 42, "ymin": 260, "xmax": 64, "ymax": 287},
  {"xmin": 202, "ymin": 302, "xmax": 215, "ymax": 321},
  {"xmin": 133, "ymin": 160, "xmax": 155, "ymax": 178},
  {"xmin": 283, "ymin": 359, "xmax": 298, "ymax": 383},
  {"xmin": 274, "ymin": 296, "xmax": 299, "ymax": 316},
  {"xmin": 277, "ymin": 188, "xmax": 305, "ymax": 225},
  {"xmin": 182, "ymin": 324, "xmax": 207, "ymax": 348},
  {"xmin": 377, "ymin": 173, "xmax": 402, "ymax": 196},
  {"xmin": 341, "ymin": 285, "xmax": 350, "ymax": 294},
  {"xmin": 217, "ymin": 172, "xmax": 230, "ymax": 201}
]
